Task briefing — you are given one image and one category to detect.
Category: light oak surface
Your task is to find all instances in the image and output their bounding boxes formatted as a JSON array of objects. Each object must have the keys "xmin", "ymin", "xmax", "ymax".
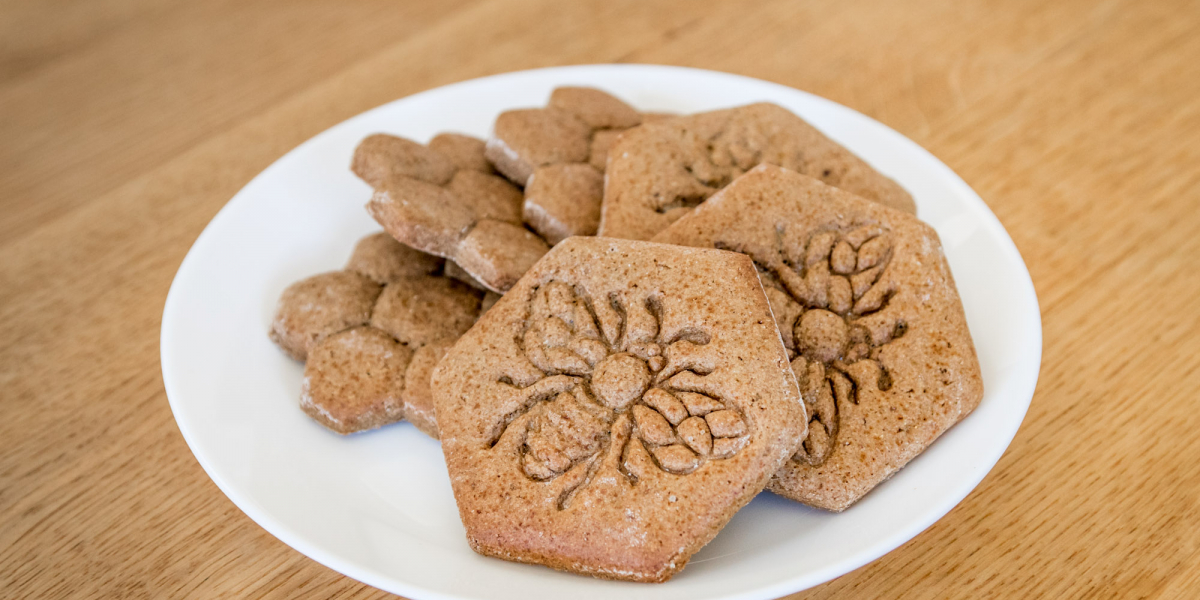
[{"xmin": 3, "ymin": 0, "xmax": 1199, "ymax": 597}]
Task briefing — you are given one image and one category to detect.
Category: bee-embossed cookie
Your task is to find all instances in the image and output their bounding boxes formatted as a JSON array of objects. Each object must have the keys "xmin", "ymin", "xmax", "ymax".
[
  {"xmin": 487, "ymin": 87, "xmax": 644, "ymax": 245},
  {"xmin": 600, "ymin": 103, "xmax": 916, "ymax": 241},
  {"xmin": 271, "ymin": 232, "xmax": 486, "ymax": 436},
  {"xmin": 653, "ymin": 165, "xmax": 983, "ymax": 511},
  {"xmin": 353, "ymin": 133, "xmax": 544, "ymax": 293},
  {"xmin": 433, "ymin": 237, "xmax": 807, "ymax": 582}
]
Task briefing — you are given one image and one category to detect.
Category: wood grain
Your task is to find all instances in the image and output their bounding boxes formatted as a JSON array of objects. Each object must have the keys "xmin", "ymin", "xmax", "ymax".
[{"xmin": 2, "ymin": 0, "xmax": 1198, "ymax": 597}]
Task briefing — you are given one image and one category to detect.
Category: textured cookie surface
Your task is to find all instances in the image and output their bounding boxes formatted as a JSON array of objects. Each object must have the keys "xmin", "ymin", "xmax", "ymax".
[
  {"xmin": 523, "ymin": 164, "xmax": 604, "ymax": 245},
  {"xmin": 270, "ymin": 232, "xmax": 486, "ymax": 436},
  {"xmin": 346, "ymin": 232, "xmax": 444, "ymax": 284},
  {"xmin": 301, "ymin": 327, "xmax": 412, "ymax": 434},
  {"xmin": 371, "ymin": 275, "xmax": 482, "ymax": 348},
  {"xmin": 403, "ymin": 341, "xmax": 453, "ymax": 438},
  {"xmin": 601, "ymin": 103, "xmax": 916, "ymax": 241},
  {"xmin": 269, "ymin": 271, "xmax": 381, "ymax": 361},
  {"xmin": 653, "ymin": 165, "xmax": 982, "ymax": 511},
  {"xmin": 483, "ymin": 87, "xmax": 642, "ymax": 252},
  {"xmin": 486, "ymin": 87, "xmax": 642, "ymax": 186},
  {"xmin": 352, "ymin": 134, "xmax": 456, "ymax": 188},
  {"xmin": 433, "ymin": 237, "xmax": 806, "ymax": 582},
  {"xmin": 453, "ymin": 220, "xmax": 550, "ymax": 292},
  {"xmin": 355, "ymin": 133, "xmax": 538, "ymax": 292},
  {"xmin": 429, "ymin": 133, "xmax": 494, "ymax": 174}
]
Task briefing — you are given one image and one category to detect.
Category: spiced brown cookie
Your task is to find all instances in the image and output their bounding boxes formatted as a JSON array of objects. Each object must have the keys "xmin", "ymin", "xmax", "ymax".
[
  {"xmin": 269, "ymin": 271, "xmax": 381, "ymax": 361},
  {"xmin": 301, "ymin": 326, "xmax": 412, "ymax": 434},
  {"xmin": 522, "ymin": 163, "xmax": 604, "ymax": 245},
  {"xmin": 485, "ymin": 87, "xmax": 645, "ymax": 246},
  {"xmin": 432, "ymin": 236, "xmax": 806, "ymax": 582},
  {"xmin": 653, "ymin": 165, "xmax": 982, "ymax": 511},
  {"xmin": 486, "ymin": 87, "xmax": 641, "ymax": 185},
  {"xmin": 271, "ymin": 232, "xmax": 487, "ymax": 436},
  {"xmin": 355, "ymin": 134, "xmax": 548, "ymax": 293},
  {"xmin": 351, "ymin": 133, "xmax": 456, "ymax": 188},
  {"xmin": 601, "ymin": 102, "xmax": 916, "ymax": 241},
  {"xmin": 428, "ymin": 133, "xmax": 494, "ymax": 174},
  {"xmin": 345, "ymin": 231, "xmax": 444, "ymax": 284},
  {"xmin": 370, "ymin": 275, "xmax": 482, "ymax": 349},
  {"xmin": 402, "ymin": 340, "xmax": 453, "ymax": 438}
]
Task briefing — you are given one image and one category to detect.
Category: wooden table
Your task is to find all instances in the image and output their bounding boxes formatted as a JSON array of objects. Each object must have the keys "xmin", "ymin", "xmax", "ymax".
[{"xmin": 3, "ymin": 0, "xmax": 1198, "ymax": 597}]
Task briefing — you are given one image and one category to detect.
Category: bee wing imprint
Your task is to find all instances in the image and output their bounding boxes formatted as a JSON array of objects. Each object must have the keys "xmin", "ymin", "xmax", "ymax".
[{"xmin": 496, "ymin": 282, "xmax": 750, "ymax": 504}]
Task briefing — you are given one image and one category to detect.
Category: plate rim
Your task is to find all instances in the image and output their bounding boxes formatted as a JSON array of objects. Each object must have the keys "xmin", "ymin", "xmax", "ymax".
[{"xmin": 161, "ymin": 63, "xmax": 1042, "ymax": 600}]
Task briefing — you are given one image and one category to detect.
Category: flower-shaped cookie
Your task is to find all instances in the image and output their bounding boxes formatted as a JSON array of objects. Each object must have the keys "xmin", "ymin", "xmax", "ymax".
[
  {"xmin": 487, "ymin": 87, "xmax": 649, "ymax": 245},
  {"xmin": 356, "ymin": 91, "xmax": 669, "ymax": 292},
  {"xmin": 270, "ymin": 232, "xmax": 485, "ymax": 436},
  {"xmin": 353, "ymin": 133, "xmax": 544, "ymax": 293}
]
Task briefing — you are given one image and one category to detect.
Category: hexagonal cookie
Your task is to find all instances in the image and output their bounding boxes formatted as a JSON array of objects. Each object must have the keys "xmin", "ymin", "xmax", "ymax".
[
  {"xmin": 653, "ymin": 164, "xmax": 983, "ymax": 511},
  {"xmin": 600, "ymin": 103, "xmax": 916, "ymax": 241},
  {"xmin": 432, "ymin": 237, "xmax": 806, "ymax": 581}
]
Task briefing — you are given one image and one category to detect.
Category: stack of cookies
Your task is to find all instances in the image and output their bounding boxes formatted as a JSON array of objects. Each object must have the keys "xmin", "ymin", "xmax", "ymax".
[{"xmin": 268, "ymin": 87, "xmax": 983, "ymax": 583}]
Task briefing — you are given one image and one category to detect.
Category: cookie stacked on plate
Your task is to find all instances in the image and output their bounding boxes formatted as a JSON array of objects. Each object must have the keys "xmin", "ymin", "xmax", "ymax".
[{"xmin": 267, "ymin": 87, "xmax": 983, "ymax": 582}]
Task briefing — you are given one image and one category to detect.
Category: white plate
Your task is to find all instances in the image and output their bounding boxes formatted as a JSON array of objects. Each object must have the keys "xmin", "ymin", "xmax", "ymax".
[{"xmin": 161, "ymin": 65, "xmax": 1040, "ymax": 600}]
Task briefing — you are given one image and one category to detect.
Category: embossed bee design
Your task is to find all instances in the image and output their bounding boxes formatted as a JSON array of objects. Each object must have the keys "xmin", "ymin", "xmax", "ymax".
[
  {"xmin": 732, "ymin": 224, "xmax": 905, "ymax": 466},
  {"xmin": 492, "ymin": 281, "xmax": 749, "ymax": 502}
]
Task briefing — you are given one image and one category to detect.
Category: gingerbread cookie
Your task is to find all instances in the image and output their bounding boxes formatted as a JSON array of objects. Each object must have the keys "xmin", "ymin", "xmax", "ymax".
[
  {"xmin": 269, "ymin": 271, "xmax": 381, "ymax": 361},
  {"xmin": 653, "ymin": 165, "xmax": 982, "ymax": 511},
  {"xmin": 486, "ymin": 87, "xmax": 645, "ymax": 245},
  {"xmin": 601, "ymin": 103, "xmax": 916, "ymax": 241},
  {"xmin": 402, "ymin": 340, "xmax": 453, "ymax": 438},
  {"xmin": 432, "ymin": 236, "xmax": 806, "ymax": 582},
  {"xmin": 428, "ymin": 132, "xmax": 495, "ymax": 174},
  {"xmin": 487, "ymin": 87, "xmax": 641, "ymax": 185},
  {"xmin": 270, "ymin": 232, "xmax": 487, "ymax": 436},
  {"xmin": 301, "ymin": 326, "xmax": 412, "ymax": 434},
  {"xmin": 345, "ymin": 231, "xmax": 444, "ymax": 284},
  {"xmin": 355, "ymin": 133, "xmax": 545, "ymax": 292},
  {"xmin": 352, "ymin": 133, "xmax": 456, "ymax": 188},
  {"xmin": 370, "ymin": 275, "xmax": 482, "ymax": 348},
  {"xmin": 523, "ymin": 163, "xmax": 604, "ymax": 246}
]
